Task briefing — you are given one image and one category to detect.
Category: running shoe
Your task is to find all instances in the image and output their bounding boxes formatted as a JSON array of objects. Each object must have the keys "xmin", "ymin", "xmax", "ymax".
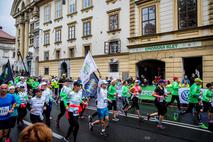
[
  {"xmin": 200, "ymin": 123, "xmax": 208, "ymax": 129},
  {"xmin": 89, "ymin": 122, "xmax": 93, "ymax": 131},
  {"xmin": 100, "ymin": 129, "xmax": 108, "ymax": 136},
  {"xmin": 88, "ymin": 115, "xmax": 92, "ymax": 122},
  {"xmin": 63, "ymin": 137, "xmax": 69, "ymax": 142},
  {"xmin": 112, "ymin": 118, "xmax": 119, "ymax": 121},
  {"xmin": 157, "ymin": 124, "xmax": 166, "ymax": 129},
  {"xmin": 5, "ymin": 138, "xmax": 11, "ymax": 142}
]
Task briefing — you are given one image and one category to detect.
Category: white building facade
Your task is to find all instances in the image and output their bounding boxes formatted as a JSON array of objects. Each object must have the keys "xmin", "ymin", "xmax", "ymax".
[{"xmin": 38, "ymin": 0, "xmax": 130, "ymax": 79}]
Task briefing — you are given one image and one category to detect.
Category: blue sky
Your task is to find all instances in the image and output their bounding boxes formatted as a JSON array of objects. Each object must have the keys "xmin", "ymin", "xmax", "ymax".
[{"xmin": 0, "ymin": 0, "xmax": 16, "ymax": 36}]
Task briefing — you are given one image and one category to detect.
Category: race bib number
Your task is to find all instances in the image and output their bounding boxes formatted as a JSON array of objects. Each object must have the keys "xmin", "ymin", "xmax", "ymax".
[
  {"xmin": 69, "ymin": 107, "xmax": 79, "ymax": 115},
  {"xmin": 0, "ymin": 106, "xmax": 9, "ymax": 116}
]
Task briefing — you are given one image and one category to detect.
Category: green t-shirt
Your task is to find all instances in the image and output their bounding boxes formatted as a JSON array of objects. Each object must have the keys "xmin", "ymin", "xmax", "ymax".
[
  {"xmin": 172, "ymin": 81, "xmax": 179, "ymax": 96},
  {"xmin": 202, "ymin": 89, "xmax": 212, "ymax": 102},
  {"xmin": 108, "ymin": 85, "xmax": 117, "ymax": 100},
  {"xmin": 188, "ymin": 83, "xmax": 201, "ymax": 104},
  {"xmin": 122, "ymin": 85, "xmax": 129, "ymax": 98}
]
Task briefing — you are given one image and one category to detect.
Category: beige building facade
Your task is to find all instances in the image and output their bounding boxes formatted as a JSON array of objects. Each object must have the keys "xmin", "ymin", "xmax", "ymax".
[{"xmin": 127, "ymin": 0, "xmax": 213, "ymax": 85}]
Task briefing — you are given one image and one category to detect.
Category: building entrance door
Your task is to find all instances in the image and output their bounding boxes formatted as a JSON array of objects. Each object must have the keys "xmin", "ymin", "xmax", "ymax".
[{"xmin": 137, "ymin": 60, "xmax": 165, "ymax": 85}]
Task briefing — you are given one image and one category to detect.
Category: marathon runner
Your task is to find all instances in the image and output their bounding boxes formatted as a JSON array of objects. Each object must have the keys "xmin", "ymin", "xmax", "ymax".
[
  {"xmin": 89, "ymin": 80, "xmax": 110, "ymax": 136},
  {"xmin": 63, "ymin": 81, "xmax": 83, "ymax": 142},
  {"xmin": 0, "ymin": 84, "xmax": 16, "ymax": 142},
  {"xmin": 122, "ymin": 80, "xmax": 130, "ymax": 115},
  {"xmin": 202, "ymin": 83, "xmax": 213, "ymax": 121},
  {"xmin": 41, "ymin": 82, "xmax": 54, "ymax": 126},
  {"xmin": 17, "ymin": 85, "xmax": 28, "ymax": 127},
  {"xmin": 152, "ymin": 80, "xmax": 168, "ymax": 129},
  {"xmin": 108, "ymin": 79, "xmax": 119, "ymax": 121},
  {"xmin": 29, "ymin": 88, "xmax": 45, "ymax": 124},
  {"xmin": 56, "ymin": 79, "xmax": 72, "ymax": 128},
  {"xmin": 125, "ymin": 80, "xmax": 142, "ymax": 120},
  {"xmin": 181, "ymin": 78, "xmax": 203, "ymax": 124}
]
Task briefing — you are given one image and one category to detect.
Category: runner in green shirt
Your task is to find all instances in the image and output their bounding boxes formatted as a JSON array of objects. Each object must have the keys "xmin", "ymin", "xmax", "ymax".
[
  {"xmin": 182, "ymin": 78, "xmax": 203, "ymax": 124},
  {"xmin": 202, "ymin": 83, "xmax": 213, "ymax": 121},
  {"xmin": 108, "ymin": 79, "xmax": 119, "ymax": 121},
  {"xmin": 122, "ymin": 81, "xmax": 130, "ymax": 113},
  {"xmin": 167, "ymin": 77, "xmax": 181, "ymax": 110}
]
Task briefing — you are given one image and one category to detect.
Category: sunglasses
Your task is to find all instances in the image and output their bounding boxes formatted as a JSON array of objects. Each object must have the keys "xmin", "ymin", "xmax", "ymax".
[{"xmin": 1, "ymin": 88, "xmax": 8, "ymax": 89}]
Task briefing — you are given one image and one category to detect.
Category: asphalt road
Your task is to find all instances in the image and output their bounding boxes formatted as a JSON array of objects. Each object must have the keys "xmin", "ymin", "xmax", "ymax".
[{"xmin": 10, "ymin": 102, "xmax": 213, "ymax": 142}]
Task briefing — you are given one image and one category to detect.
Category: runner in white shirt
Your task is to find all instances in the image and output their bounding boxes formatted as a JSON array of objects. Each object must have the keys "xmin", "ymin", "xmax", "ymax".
[
  {"xmin": 30, "ymin": 89, "xmax": 45, "ymax": 123},
  {"xmin": 16, "ymin": 77, "xmax": 27, "ymax": 92},
  {"xmin": 41, "ymin": 82, "xmax": 53, "ymax": 126},
  {"xmin": 89, "ymin": 80, "xmax": 111, "ymax": 136},
  {"xmin": 63, "ymin": 81, "xmax": 82, "ymax": 142}
]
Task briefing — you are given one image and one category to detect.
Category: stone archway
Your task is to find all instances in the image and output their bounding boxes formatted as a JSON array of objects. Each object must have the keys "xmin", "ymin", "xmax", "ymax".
[{"xmin": 59, "ymin": 60, "xmax": 70, "ymax": 78}]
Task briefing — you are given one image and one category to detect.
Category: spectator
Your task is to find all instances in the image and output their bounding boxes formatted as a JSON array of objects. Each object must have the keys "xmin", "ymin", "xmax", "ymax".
[{"xmin": 19, "ymin": 123, "xmax": 52, "ymax": 142}]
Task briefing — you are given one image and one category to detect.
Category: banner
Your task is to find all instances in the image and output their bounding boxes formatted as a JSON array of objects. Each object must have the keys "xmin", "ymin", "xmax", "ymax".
[
  {"xmin": 0, "ymin": 60, "xmax": 14, "ymax": 85},
  {"xmin": 82, "ymin": 73, "xmax": 99, "ymax": 97},
  {"xmin": 178, "ymin": 88, "xmax": 206, "ymax": 104},
  {"xmin": 80, "ymin": 52, "xmax": 98, "ymax": 86}
]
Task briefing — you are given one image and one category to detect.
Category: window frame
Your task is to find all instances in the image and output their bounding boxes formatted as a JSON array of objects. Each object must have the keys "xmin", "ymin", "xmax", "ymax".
[
  {"xmin": 55, "ymin": 28, "xmax": 62, "ymax": 43},
  {"xmin": 68, "ymin": 0, "xmax": 77, "ymax": 14},
  {"xmin": 109, "ymin": 13, "xmax": 119, "ymax": 31},
  {"xmin": 44, "ymin": 51, "xmax": 49, "ymax": 61},
  {"xmin": 68, "ymin": 24, "xmax": 76, "ymax": 40},
  {"xmin": 82, "ymin": 20, "xmax": 92, "ymax": 37},
  {"xmin": 44, "ymin": 67, "xmax": 49, "ymax": 75},
  {"xmin": 44, "ymin": 31, "xmax": 50, "ymax": 45},
  {"xmin": 82, "ymin": 0, "xmax": 92, "ymax": 9},
  {"xmin": 44, "ymin": 4, "xmax": 51, "ymax": 23},
  {"xmin": 141, "ymin": 5, "xmax": 157, "ymax": 36},
  {"xmin": 177, "ymin": 0, "xmax": 198, "ymax": 30},
  {"xmin": 56, "ymin": 50, "xmax": 60, "ymax": 59},
  {"xmin": 109, "ymin": 62, "xmax": 119, "ymax": 72},
  {"xmin": 55, "ymin": 0, "xmax": 62, "ymax": 19}
]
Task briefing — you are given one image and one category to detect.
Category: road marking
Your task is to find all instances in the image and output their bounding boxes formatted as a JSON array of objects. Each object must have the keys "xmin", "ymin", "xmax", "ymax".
[
  {"xmin": 86, "ymin": 106, "xmax": 211, "ymax": 133},
  {"xmin": 23, "ymin": 120, "xmax": 64, "ymax": 139}
]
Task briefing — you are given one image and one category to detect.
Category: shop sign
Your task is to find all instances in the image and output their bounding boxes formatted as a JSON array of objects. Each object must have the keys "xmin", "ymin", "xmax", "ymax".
[{"xmin": 130, "ymin": 41, "xmax": 202, "ymax": 53}]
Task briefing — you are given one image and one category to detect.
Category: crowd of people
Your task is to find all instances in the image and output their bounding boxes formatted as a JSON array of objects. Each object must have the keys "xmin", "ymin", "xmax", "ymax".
[{"xmin": 0, "ymin": 74, "xmax": 212, "ymax": 142}]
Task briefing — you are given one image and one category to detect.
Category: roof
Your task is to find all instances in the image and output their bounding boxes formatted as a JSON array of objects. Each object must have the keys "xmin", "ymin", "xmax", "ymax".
[
  {"xmin": 0, "ymin": 28, "xmax": 15, "ymax": 44},
  {"xmin": 0, "ymin": 29, "xmax": 15, "ymax": 40}
]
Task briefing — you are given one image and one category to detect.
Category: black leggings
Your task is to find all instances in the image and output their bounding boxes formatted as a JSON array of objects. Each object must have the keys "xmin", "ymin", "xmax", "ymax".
[
  {"xmin": 129, "ymin": 97, "xmax": 139, "ymax": 110},
  {"xmin": 66, "ymin": 112, "xmax": 79, "ymax": 142},
  {"xmin": 167, "ymin": 95, "xmax": 181, "ymax": 110},
  {"xmin": 57, "ymin": 101, "xmax": 66, "ymax": 121},
  {"xmin": 17, "ymin": 107, "xmax": 27, "ymax": 123},
  {"xmin": 30, "ymin": 114, "xmax": 42, "ymax": 124}
]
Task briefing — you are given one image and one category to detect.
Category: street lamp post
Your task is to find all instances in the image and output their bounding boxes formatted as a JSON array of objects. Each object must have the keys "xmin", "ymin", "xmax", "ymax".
[{"xmin": 17, "ymin": 49, "xmax": 29, "ymax": 76}]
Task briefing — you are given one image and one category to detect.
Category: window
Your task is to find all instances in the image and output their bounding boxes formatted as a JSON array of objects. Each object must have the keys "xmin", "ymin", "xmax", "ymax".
[
  {"xmin": 44, "ymin": 31, "xmax": 50, "ymax": 45},
  {"xmin": 110, "ymin": 62, "xmax": 119, "ymax": 72},
  {"xmin": 69, "ymin": 48, "xmax": 75, "ymax": 58},
  {"xmin": 44, "ymin": 4, "xmax": 51, "ymax": 23},
  {"xmin": 84, "ymin": 45, "xmax": 90, "ymax": 56},
  {"xmin": 13, "ymin": 52, "xmax": 16, "ymax": 58},
  {"xmin": 104, "ymin": 39, "xmax": 121, "ymax": 54},
  {"xmin": 69, "ymin": 0, "xmax": 76, "ymax": 14},
  {"xmin": 44, "ymin": 51, "xmax": 49, "ymax": 60},
  {"xmin": 178, "ymin": 0, "xmax": 197, "ymax": 29},
  {"xmin": 30, "ymin": 23, "xmax": 34, "ymax": 33},
  {"xmin": 141, "ymin": 5, "xmax": 156, "ymax": 35},
  {"xmin": 83, "ymin": 21, "xmax": 91, "ymax": 36},
  {"xmin": 44, "ymin": 67, "xmax": 49, "ymax": 75},
  {"xmin": 56, "ymin": 50, "xmax": 60, "ymax": 59},
  {"xmin": 68, "ymin": 25, "xmax": 75, "ymax": 40},
  {"xmin": 82, "ymin": 0, "xmax": 92, "ymax": 9},
  {"xmin": 55, "ymin": 0, "xmax": 62, "ymax": 18},
  {"xmin": 3, "ymin": 52, "xmax": 9, "ymax": 58},
  {"xmin": 109, "ymin": 14, "xmax": 119, "ymax": 31},
  {"xmin": 30, "ymin": 38, "xmax": 34, "ymax": 46},
  {"xmin": 55, "ymin": 28, "xmax": 62, "ymax": 43}
]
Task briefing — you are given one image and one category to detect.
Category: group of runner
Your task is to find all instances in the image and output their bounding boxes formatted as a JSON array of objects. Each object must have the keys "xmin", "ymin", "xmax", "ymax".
[{"xmin": 0, "ymin": 75, "xmax": 212, "ymax": 142}]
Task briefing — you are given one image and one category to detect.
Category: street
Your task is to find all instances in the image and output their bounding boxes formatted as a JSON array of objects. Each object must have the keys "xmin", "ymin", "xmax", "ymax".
[{"xmin": 10, "ymin": 103, "xmax": 213, "ymax": 142}]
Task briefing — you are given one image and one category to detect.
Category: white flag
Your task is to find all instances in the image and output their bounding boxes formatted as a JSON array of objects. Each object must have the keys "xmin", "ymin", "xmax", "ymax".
[{"xmin": 80, "ymin": 52, "xmax": 98, "ymax": 85}]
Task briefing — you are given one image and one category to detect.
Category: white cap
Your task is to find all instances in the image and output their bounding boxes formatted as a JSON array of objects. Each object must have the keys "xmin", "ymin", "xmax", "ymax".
[
  {"xmin": 41, "ymin": 82, "xmax": 47, "ymax": 85},
  {"xmin": 9, "ymin": 86, "xmax": 15, "ymax": 90},
  {"xmin": 101, "ymin": 80, "xmax": 108, "ymax": 85},
  {"xmin": 20, "ymin": 76, "xmax": 24, "ymax": 79}
]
